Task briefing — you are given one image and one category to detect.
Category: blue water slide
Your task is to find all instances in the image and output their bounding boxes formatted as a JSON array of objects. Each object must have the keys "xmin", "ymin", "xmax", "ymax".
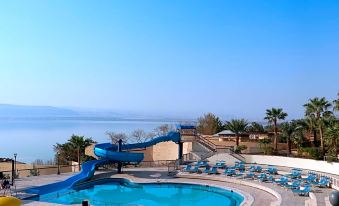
[
  {"xmin": 94, "ymin": 131, "xmax": 181, "ymax": 162},
  {"xmin": 26, "ymin": 131, "xmax": 181, "ymax": 195},
  {"xmin": 25, "ymin": 159, "xmax": 108, "ymax": 195}
]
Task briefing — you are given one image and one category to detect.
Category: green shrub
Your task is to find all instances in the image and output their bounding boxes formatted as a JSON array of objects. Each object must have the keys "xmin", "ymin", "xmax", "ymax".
[
  {"xmin": 235, "ymin": 145, "xmax": 247, "ymax": 154},
  {"xmin": 302, "ymin": 147, "xmax": 322, "ymax": 160}
]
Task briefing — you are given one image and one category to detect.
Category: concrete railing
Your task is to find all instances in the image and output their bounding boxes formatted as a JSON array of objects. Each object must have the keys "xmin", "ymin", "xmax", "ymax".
[
  {"xmin": 243, "ymin": 155, "xmax": 339, "ymax": 176},
  {"xmin": 243, "ymin": 154, "xmax": 339, "ymax": 191}
]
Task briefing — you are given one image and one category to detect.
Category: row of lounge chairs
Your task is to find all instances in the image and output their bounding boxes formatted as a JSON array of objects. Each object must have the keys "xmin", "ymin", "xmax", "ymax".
[{"xmin": 182, "ymin": 161, "xmax": 331, "ymax": 197}]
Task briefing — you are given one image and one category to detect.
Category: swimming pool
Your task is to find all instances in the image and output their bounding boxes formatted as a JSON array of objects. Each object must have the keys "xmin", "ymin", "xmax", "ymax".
[{"xmin": 37, "ymin": 179, "xmax": 244, "ymax": 206}]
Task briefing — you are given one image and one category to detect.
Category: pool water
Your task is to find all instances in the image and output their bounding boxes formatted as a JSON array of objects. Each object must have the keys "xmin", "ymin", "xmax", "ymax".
[{"xmin": 39, "ymin": 182, "xmax": 244, "ymax": 206}]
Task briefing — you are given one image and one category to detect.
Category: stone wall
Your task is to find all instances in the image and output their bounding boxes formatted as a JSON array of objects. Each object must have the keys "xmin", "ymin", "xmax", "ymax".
[
  {"xmin": 152, "ymin": 141, "xmax": 178, "ymax": 161},
  {"xmin": 85, "ymin": 143, "xmax": 98, "ymax": 159}
]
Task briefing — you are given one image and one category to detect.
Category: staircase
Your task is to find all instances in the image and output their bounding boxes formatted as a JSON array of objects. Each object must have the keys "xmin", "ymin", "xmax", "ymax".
[
  {"xmin": 196, "ymin": 136, "xmax": 217, "ymax": 152},
  {"xmin": 184, "ymin": 135, "xmax": 246, "ymax": 163}
]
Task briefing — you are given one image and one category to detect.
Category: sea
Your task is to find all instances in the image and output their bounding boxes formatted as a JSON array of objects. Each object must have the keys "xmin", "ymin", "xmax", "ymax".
[{"xmin": 0, "ymin": 118, "xmax": 180, "ymax": 163}]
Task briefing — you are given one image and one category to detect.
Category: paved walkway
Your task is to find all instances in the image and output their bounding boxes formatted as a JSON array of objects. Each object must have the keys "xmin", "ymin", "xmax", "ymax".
[{"xmin": 10, "ymin": 167, "xmax": 335, "ymax": 206}]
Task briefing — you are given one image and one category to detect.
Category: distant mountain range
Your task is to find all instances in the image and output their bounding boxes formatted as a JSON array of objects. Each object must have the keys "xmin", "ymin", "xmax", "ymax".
[
  {"xmin": 0, "ymin": 104, "xmax": 79, "ymax": 117},
  {"xmin": 0, "ymin": 104, "xmax": 192, "ymax": 122}
]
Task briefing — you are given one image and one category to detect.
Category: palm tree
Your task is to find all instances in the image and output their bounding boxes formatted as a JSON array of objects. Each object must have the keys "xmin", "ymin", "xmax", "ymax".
[
  {"xmin": 324, "ymin": 121, "xmax": 339, "ymax": 161},
  {"xmin": 247, "ymin": 122, "xmax": 265, "ymax": 133},
  {"xmin": 280, "ymin": 121, "xmax": 302, "ymax": 155},
  {"xmin": 224, "ymin": 119, "xmax": 249, "ymax": 146},
  {"xmin": 68, "ymin": 135, "xmax": 94, "ymax": 171},
  {"xmin": 264, "ymin": 108, "xmax": 288, "ymax": 152},
  {"xmin": 299, "ymin": 117, "xmax": 319, "ymax": 146},
  {"xmin": 304, "ymin": 97, "xmax": 332, "ymax": 155}
]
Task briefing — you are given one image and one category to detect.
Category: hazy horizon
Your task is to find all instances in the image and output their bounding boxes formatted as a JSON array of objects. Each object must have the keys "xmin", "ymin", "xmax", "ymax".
[{"xmin": 1, "ymin": 1, "xmax": 339, "ymax": 121}]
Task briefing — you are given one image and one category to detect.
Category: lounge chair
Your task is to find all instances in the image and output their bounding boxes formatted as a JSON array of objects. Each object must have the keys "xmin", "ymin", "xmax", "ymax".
[
  {"xmin": 215, "ymin": 162, "xmax": 226, "ymax": 168},
  {"xmin": 302, "ymin": 174, "xmax": 317, "ymax": 183},
  {"xmin": 203, "ymin": 167, "xmax": 211, "ymax": 174},
  {"xmin": 312, "ymin": 177, "xmax": 330, "ymax": 188},
  {"xmin": 266, "ymin": 175, "xmax": 274, "ymax": 182},
  {"xmin": 287, "ymin": 170, "xmax": 302, "ymax": 179},
  {"xmin": 208, "ymin": 167, "xmax": 219, "ymax": 175},
  {"xmin": 250, "ymin": 165, "xmax": 262, "ymax": 172},
  {"xmin": 266, "ymin": 167, "xmax": 278, "ymax": 174},
  {"xmin": 284, "ymin": 180, "xmax": 301, "ymax": 189},
  {"xmin": 237, "ymin": 164, "xmax": 245, "ymax": 171},
  {"xmin": 292, "ymin": 185, "xmax": 311, "ymax": 196},
  {"xmin": 189, "ymin": 165, "xmax": 201, "ymax": 173},
  {"xmin": 196, "ymin": 161, "xmax": 209, "ymax": 168},
  {"xmin": 224, "ymin": 169, "xmax": 236, "ymax": 176},
  {"xmin": 257, "ymin": 173, "xmax": 267, "ymax": 182},
  {"xmin": 274, "ymin": 176, "xmax": 289, "ymax": 186},
  {"xmin": 183, "ymin": 165, "xmax": 192, "ymax": 172},
  {"xmin": 242, "ymin": 172, "xmax": 255, "ymax": 179}
]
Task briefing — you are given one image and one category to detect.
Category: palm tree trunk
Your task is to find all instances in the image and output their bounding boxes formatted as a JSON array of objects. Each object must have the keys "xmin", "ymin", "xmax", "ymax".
[
  {"xmin": 236, "ymin": 135, "xmax": 239, "ymax": 146},
  {"xmin": 313, "ymin": 130, "xmax": 317, "ymax": 147},
  {"xmin": 287, "ymin": 137, "xmax": 291, "ymax": 155},
  {"xmin": 77, "ymin": 147, "xmax": 81, "ymax": 171},
  {"xmin": 274, "ymin": 120, "xmax": 278, "ymax": 152},
  {"xmin": 319, "ymin": 126, "xmax": 324, "ymax": 156}
]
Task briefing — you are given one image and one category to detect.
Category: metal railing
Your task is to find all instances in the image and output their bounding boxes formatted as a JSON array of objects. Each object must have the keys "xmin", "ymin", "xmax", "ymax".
[
  {"xmin": 196, "ymin": 136, "xmax": 217, "ymax": 151},
  {"xmin": 167, "ymin": 159, "xmax": 180, "ymax": 176},
  {"xmin": 137, "ymin": 160, "xmax": 177, "ymax": 168}
]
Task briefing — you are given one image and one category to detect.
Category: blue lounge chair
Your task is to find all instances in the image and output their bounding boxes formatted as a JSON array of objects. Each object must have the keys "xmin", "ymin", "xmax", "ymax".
[
  {"xmin": 287, "ymin": 170, "xmax": 302, "ymax": 179},
  {"xmin": 302, "ymin": 174, "xmax": 317, "ymax": 183},
  {"xmin": 284, "ymin": 181, "xmax": 301, "ymax": 189},
  {"xmin": 266, "ymin": 167, "xmax": 278, "ymax": 174},
  {"xmin": 196, "ymin": 161, "xmax": 209, "ymax": 168},
  {"xmin": 203, "ymin": 167, "xmax": 211, "ymax": 174},
  {"xmin": 257, "ymin": 173, "xmax": 267, "ymax": 182},
  {"xmin": 292, "ymin": 185, "xmax": 311, "ymax": 196},
  {"xmin": 274, "ymin": 176, "xmax": 289, "ymax": 186},
  {"xmin": 312, "ymin": 177, "xmax": 330, "ymax": 188},
  {"xmin": 215, "ymin": 162, "xmax": 226, "ymax": 168},
  {"xmin": 235, "ymin": 161, "xmax": 245, "ymax": 165},
  {"xmin": 183, "ymin": 165, "xmax": 192, "ymax": 172},
  {"xmin": 237, "ymin": 164, "xmax": 245, "ymax": 171},
  {"xmin": 242, "ymin": 172, "xmax": 255, "ymax": 179},
  {"xmin": 250, "ymin": 165, "xmax": 262, "ymax": 172},
  {"xmin": 189, "ymin": 165, "xmax": 201, "ymax": 173},
  {"xmin": 267, "ymin": 175, "xmax": 274, "ymax": 182},
  {"xmin": 208, "ymin": 167, "xmax": 219, "ymax": 175},
  {"xmin": 224, "ymin": 169, "xmax": 236, "ymax": 176}
]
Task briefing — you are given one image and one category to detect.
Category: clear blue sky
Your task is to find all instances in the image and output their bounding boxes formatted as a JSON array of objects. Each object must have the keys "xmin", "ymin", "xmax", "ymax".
[{"xmin": 0, "ymin": 0, "xmax": 338, "ymax": 120}]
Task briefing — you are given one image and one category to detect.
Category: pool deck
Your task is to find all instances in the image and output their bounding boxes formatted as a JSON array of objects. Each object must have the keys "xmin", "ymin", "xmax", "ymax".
[{"xmin": 13, "ymin": 167, "xmax": 334, "ymax": 206}]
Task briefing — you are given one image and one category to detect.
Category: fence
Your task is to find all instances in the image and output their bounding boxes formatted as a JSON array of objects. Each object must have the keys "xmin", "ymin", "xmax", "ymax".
[
  {"xmin": 306, "ymin": 170, "xmax": 339, "ymax": 190},
  {"xmin": 0, "ymin": 160, "xmax": 178, "ymax": 181},
  {"xmin": 0, "ymin": 164, "xmax": 78, "ymax": 179}
]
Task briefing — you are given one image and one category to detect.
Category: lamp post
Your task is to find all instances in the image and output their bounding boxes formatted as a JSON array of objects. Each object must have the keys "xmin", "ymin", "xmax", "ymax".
[
  {"xmin": 14, "ymin": 153, "xmax": 17, "ymax": 178},
  {"xmin": 57, "ymin": 151, "xmax": 60, "ymax": 175}
]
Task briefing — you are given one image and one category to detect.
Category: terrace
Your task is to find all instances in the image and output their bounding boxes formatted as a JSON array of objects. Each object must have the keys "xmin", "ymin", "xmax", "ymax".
[{"xmin": 2, "ymin": 158, "xmax": 336, "ymax": 206}]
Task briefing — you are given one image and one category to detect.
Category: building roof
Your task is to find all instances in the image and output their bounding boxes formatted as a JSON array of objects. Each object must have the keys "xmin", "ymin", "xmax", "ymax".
[
  {"xmin": 0, "ymin": 158, "xmax": 13, "ymax": 162},
  {"xmin": 176, "ymin": 125, "xmax": 196, "ymax": 130},
  {"xmin": 0, "ymin": 158, "xmax": 25, "ymax": 164},
  {"xmin": 213, "ymin": 130, "xmax": 235, "ymax": 137}
]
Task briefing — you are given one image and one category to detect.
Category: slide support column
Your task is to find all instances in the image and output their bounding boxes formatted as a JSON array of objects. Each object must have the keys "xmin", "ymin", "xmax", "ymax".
[
  {"xmin": 117, "ymin": 139, "xmax": 123, "ymax": 174},
  {"xmin": 178, "ymin": 142, "xmax": 183, "ymax": 160}
]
